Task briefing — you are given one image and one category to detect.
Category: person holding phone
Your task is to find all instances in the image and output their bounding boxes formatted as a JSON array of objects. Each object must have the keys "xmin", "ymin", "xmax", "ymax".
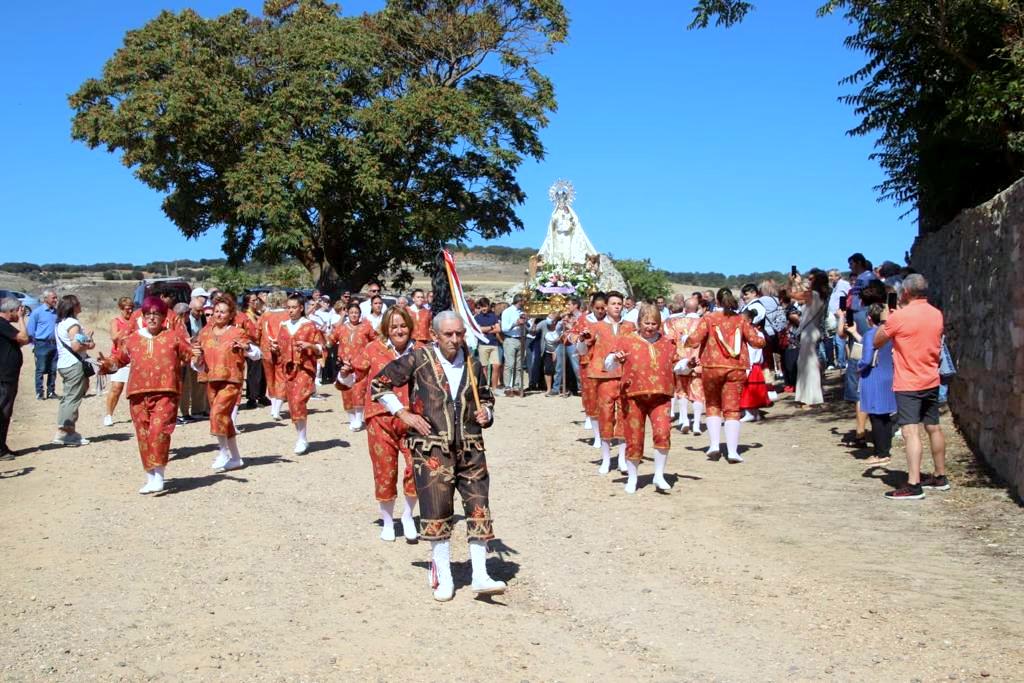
[
  {"xmin": 838, "ymin": 280, "xmax": 887, "ymax": 446},
  {"xmin": 788, "ymin": 269, "xmax": 831, "ymax": 408},
  {"xmin": 826, "ymin": 270, "xmax": 851, "ymax": 369}
]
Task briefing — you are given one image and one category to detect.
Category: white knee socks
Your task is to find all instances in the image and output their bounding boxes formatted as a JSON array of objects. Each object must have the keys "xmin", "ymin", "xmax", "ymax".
[
  {"xmin": 676, "ymin": 397, "xmax": 690, "ymax": 428},
  {"xmin": 653, "ymin": 448, "xmax": 671, "ymax": 490},
  {"xmin": 401, "ymin": 496, "xmax": 417, "ymax": 540},
  {"xmin": 591, "ymin": 419, "xmax": 601, "ymax": 447},
  {"xmin": 270, "ymin": 398, "xmax": 282, "ymax": 419},
  {"xmin": 693, "ymin": 402, "xmax": 704, "ymax": 434},
  {"xmin": 379, "ymin": 500, "xmax": 396, "ymax": 541},
  {"xmin": 350, "ymin": 408, "xmax": 364, "ymax": 430},
  {"xmin": 724, "ymin": 419, "xmax": 743, "ymax": 462},
  {"xmin": 584, "ymin": 415, "xmax": 592, "ymax": 430},
  {"xmin": 617, "ymin": 442, "xmax": 627, "ymax": 473},
  {"xmin": 231, "ymin": 404, "xmax": 239, "ymax": 428},
  {"xmin": 705, "ymin": 416, "xmax": 722, "ymax": 456},
  {"xmin": 598, "ymin": 440, "xmax": 611, "ymax": 474},
  {"xmin": 624, "ymin": 460, "xmax": 638, "ymax": 493},
  {"xmin": 469, "ymin": 539, "xmax": 492, "ymax": 584},
  {"xmin": 670, "ymin": 397, "xmax": 679, "ymax": 417},
  {"xmin": 226, "ymin": 437, "xmax": 242, "ymax": 462},
  {"xmin": 430, "ymin": 540, "xmax": 454, "ymax": 599},
  {"xmin": 212, "ymin": 436, "xmax": 230, "ymax": 469}
]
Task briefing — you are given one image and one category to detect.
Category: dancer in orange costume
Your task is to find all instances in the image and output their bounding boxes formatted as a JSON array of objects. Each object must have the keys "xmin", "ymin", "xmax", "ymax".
[
  {"xmin": 332, "ymin": 302, "xmax": 374, "ymax": 431},
  {"xmin": 103, "ymin": 296, "xmax": 135, "ymax": 427},
  {"xmin": 606, "ymin": 304, "xmax": 680, "ymax": 493},
  {"xmin": 663, "ymin": 295, "xmax": 705, "ymax": 434},
  {"xmin": 337, "ymin": 307, "xmax": 418, "ymax": 542},
  {"xmin": 409, "ymin": 288, "xmax": 433, "ymax": 348},
  {"xmin": 271, "ymin": 294, "xmax": 325, "ymax": 455},
  {"xmin": 567, "ymin": 292, "xmax": 607, "ymax": 448},
  {"xmin": 578, "ymin": 290, "xmax": 635, "ymax": 475},
  {"xmin": 194, "ymin": 295, "xmax": 262, "ymax": 471},
  {"xmin": 259, "ymin": 292, "xmax": 290, "ymax": 419},
  {"xmin": 685, "ymin": 288, "xmax": 765, "ymax": 463},
  {"xmin": 104, "ymin": 296, "xmax": 193, "ymax": 494}
]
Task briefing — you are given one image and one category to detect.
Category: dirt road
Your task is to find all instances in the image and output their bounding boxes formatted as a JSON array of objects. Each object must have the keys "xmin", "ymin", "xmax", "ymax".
[{"xmin": 1, "ymin": 362, "xmax": 1021, "ymax": 681}]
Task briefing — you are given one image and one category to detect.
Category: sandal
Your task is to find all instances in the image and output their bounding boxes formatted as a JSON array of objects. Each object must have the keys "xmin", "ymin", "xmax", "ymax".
[{"xmin": 863, "ymin": 455, "xmax": 891, "ymax": 465}]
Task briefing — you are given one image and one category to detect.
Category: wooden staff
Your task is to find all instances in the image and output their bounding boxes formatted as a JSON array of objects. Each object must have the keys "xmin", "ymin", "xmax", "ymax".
[{"xmin": 465, "ymin": 343, "xmax": 482, "ymax": 412}]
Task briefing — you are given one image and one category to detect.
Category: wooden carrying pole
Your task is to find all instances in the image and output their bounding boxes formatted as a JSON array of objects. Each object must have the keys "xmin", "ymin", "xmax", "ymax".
[{"xmin": 465, "ymin": 345, "xmax": 482, "ymax": 412}]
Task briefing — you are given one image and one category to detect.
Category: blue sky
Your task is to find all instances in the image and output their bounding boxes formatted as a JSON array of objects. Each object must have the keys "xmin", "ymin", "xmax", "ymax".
[{"xmin": 0, "ymin": 1, "xmax": 911, "ymax": 274}]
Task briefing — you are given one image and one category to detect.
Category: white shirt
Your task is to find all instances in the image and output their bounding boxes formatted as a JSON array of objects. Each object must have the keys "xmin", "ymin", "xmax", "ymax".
[
  {"xmin": 500, "ymin": 305, "xmax": 524, "ymax": 337},
  {"xmin": 360, "ymin": 299, "xmax": 388, "ymax": 320},
  {"xmin": 56, "ymin": 317, "xmax": 83, "ymax": 369},
  {"xmin": 622, "ymin": 307, "xmax": 639, "ymax": 323},
  {"xmin": 311, "ymin": 308, "xmax": 340, "ymax": 335}
]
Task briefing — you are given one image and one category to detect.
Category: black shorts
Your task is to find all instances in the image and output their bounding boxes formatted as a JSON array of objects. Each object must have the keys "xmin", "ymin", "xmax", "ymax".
[
  {"xmin": 543, "ymin": 352, "xmax": 556, "ymax": 376},
  {"xmin": 895, "ymin": 387, "xmax": 940, "ymax": 426}
]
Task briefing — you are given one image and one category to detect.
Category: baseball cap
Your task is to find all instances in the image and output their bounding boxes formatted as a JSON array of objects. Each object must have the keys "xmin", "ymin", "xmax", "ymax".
[{"xmin": 191, "ymin": 287, "xmax": 211, "ymax": 299}]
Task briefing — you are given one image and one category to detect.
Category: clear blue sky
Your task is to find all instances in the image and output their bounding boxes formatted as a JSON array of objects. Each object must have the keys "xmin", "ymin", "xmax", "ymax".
[{"xmin": 0, "ymin": 1, "xmax": 912, "ymax": 275}]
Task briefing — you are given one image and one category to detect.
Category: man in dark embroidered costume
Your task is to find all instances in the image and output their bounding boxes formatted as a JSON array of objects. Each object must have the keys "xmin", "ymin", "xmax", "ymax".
[{"xmin": 370, "ymin": 311, "xmax": 505, "ymax": 602}]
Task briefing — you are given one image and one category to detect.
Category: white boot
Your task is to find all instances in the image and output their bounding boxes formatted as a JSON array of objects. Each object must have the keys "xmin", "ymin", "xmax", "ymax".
[
  {"xmin": 705, "ymin": 416, "xmax": 722, "ymax": 458},
  {"xmin": 379, "ymin": 500, "xmax": 396, "ymax": 542},
  {"xmin": 675, "ymin": 397, "xmax": 690, "ymax": 430},
  {"xmin": 692, "ymin": 402, "xmax": 704, "ymax": 435},
  {"xmin": 401, "ymin": 495, "xmax": 418, "ymax": 541},
  {"xmin": 430, "ymin": 540, "xmax": 455, "ymax": 602},
  {"xmin": 653, "ymin": 449, "xmax": 671, "ymax": 490},
  {"xmin": 591, "ymin": 419, "xmax": 601, "ymax": 448},
  {"xmin": 223, "ymin": 437, "xmax": 244, "ymax": 471},
  {"xmin": 617, "ymin": 442, "xmax": 628, "ymax": 473},
  {"xmin": 598, "ymin": 440, "xmax": 611, "ymax": 475},
  {"xmin": 270, "ymin": 398, "xmax": 282, "ymax": 420},
  {"xmin": 725, "ymin": 419, "xmax": 744, "ymax": 463},
  {"xmin": 624, "ymin": 459, "xmax": 638, "ymax": 494},
  {"xmin": 740, "ymin": 410, "xmax": 756, "ymax": 423},
  {"xmin": 470, "ymin": 540, "xmax": 506, "ymax": 595},
  {"xmin": 211, "ymin": 436, "xmax": 230, "ymax": 470},
  {"xmin": 294, "ymin": 419, "xmax": 308, "ymax": 454},
  {"xmin": 150, "ymin": 466, "xmax": 165, "ymax": 493}
]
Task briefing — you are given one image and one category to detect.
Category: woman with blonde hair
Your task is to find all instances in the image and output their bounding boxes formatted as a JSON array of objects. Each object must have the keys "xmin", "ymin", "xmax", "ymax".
[{"xmin": 338, "ymin": 306, "xmax": 419, "ymax": 541}]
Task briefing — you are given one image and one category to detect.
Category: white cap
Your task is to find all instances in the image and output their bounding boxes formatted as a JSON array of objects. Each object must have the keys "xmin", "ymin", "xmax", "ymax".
[{"xmin": 191, "ymin": 287, "xmax": 210, "ymax": 299}]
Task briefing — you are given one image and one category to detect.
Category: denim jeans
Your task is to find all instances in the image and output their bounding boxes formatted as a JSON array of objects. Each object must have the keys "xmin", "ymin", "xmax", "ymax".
[
  {"xmin": 552, "ymin": 344, "xmax": 578, "ymax": 393},
  {"xmin": 834, "ymin": 335, "xmax": 847, "ymax": 369},
  {"xmin": 33, "ymin": 342, "xmax": 58, "ymax": 397}
]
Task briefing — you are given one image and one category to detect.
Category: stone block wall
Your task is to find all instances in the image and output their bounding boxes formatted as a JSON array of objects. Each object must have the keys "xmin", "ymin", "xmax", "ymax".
[{"xmin": 911, "ymin": 178, "xmax": 1024, "ymax": 499}]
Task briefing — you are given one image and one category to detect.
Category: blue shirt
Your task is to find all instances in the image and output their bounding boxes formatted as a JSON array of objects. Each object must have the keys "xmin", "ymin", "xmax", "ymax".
[
  {"xmin": 857, "ymin": 327, "xmax": 897, "ymax": 415},
  {"xmin": 848, "ymin": 271, "xmax": 878, "ymax": 311},
  {"xmin": 27, "ymin": 304, "xmax": 57, "ymax": 344},
  {"xmin": 474, "ymin": 311, "xmax": 499, "ymax": 346}
]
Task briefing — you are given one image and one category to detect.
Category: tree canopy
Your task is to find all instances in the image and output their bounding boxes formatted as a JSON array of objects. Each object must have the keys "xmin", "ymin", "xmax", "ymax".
[
  {"xmin": 691, "ymin": 0, "xmax": 1024, "ymax": 232},
  {"xmin": 70, "ymin": 0, "xmax": 568, "ymax": 291},
  {"xmin": 613, "ymin": 258, "xmax": 671, "ymax": 301}
]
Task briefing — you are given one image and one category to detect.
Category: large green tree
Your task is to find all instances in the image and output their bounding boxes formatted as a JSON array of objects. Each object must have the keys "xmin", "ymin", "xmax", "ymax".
[
  {"xmin": 70, "ymin": 0, "xmax": 567, "ymax": 290},
  {"xmin": 689, "ymin": 0, "xmax": 1024, "ymax": 232}
]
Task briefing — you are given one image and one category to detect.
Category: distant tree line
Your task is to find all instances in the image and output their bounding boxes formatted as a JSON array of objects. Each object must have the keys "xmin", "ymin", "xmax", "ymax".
[{"xmin": 664, "ymin": 270, "xmax": 792, "ymax": 289}]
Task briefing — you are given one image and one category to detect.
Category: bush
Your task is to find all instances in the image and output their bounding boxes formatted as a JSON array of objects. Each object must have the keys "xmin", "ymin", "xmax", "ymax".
[{"xmin": 614, "ymin": 259, "xmax": 671, "ymax": 301}]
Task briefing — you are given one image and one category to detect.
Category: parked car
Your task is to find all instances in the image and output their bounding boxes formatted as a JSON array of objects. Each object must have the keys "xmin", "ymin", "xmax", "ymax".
[
  {"xmin": 132, "ymin": 278, "xmax": 193, "ymax": 308},
  {"xmin": 0, "ymin": 289, "xmax": 41, "ymax": 313}
]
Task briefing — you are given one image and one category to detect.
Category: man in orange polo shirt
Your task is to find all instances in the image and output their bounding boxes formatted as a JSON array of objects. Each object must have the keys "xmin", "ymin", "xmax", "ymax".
[{"xmin": 872, "ymin": 274, "xmax": 947, "ymax": 501}]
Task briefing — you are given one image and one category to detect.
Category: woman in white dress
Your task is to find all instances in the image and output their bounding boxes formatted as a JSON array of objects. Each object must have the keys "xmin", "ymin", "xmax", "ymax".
[{"xmin": 791, "ymin": 270, "xmax": 831, "ymax": 407}]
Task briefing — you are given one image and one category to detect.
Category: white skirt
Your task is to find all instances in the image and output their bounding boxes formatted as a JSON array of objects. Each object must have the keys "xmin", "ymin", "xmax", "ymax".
[{"xmin": 110, "ymin": 364, "xmax": 131, "ymax": 384}]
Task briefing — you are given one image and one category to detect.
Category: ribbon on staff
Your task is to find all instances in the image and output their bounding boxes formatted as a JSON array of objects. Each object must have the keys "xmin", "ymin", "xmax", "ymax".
[{"xmin": 442, "ymin": 249, "xmax": 489, "ymax": 349}]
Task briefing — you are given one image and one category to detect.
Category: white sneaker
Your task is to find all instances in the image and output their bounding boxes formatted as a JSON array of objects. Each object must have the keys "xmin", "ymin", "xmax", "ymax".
[
  {"xmin": 740, "ymin": 413, "xmax": 755, "ymax": 423},
  {"xmin": 103, "ymin": 415, "xmax": 114, "ymax": 427},
  {"xmin": 726, "ymin": 453, "xmax": 744, "ymax": 464},
  {"xmin": 653, "ymin": 475, "xmax": 672, "ymax": 491},
  {"xmin": 471, "ymin": 577, "xmax": 507, "ymax": 596},
  {"xmin": 597, "ymin": 461, "xmax": 610, "ymax": 475},
  {"xmin": 211, "ymin": 452, "xmax": 230, "ymax": 470},
  {"xmin": 380, "ymin": 524, "xmax": 396, "ymax": 542},
  {"xmin": 293, "ymin": 440, "xmax": 308, "ymax": 455},
  {"xmin": 591, "ymin": 437, "xmax": 601, "ymax": 449},
  {"xmin": 52, "ymin": 432, "xmax": 89, "ymax": 446},
  {"xmin": 221, "ymin": 457, "xmax": 244, "ymax": 471},
  {"xmin": 623, "ymin": 480, "xmax": 637, "ymax": 494}
]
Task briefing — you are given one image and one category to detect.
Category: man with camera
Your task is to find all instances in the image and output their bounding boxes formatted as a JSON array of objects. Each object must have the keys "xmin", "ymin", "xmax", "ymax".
[{"xmin": 0, "ymin": 298, "xmax": 31, "ymax": 459}]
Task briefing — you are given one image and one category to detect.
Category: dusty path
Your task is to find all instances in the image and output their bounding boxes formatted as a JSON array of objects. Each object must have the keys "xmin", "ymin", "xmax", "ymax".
[{"xmin": 1, "ymin": 361, "xmax": 1021, "ymax": 681}]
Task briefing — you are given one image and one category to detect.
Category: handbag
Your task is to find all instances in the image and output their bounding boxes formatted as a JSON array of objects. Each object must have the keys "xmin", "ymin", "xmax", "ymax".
[
  {"xmin": 939, "ymin": 335, "xmax": 957, "ymax": 378},
  {"xmin": 848, "ymin": 340, "xmax": 863, "ymax": 361},
  {"xmin": 59, "ymin": 336, "xmax": 96, "ymax": 379}
]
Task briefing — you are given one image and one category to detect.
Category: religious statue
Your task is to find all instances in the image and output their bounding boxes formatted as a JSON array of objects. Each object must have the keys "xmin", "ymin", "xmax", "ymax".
[{"xmin": 537, "ymin": 180, "xmax": 598, "ymax": 265}]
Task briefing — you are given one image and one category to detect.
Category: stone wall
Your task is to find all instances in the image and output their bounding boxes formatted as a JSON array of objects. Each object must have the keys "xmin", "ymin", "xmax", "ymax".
[{"xmin": 911, "ymin": 178, "xmax": 1024, "ymax": 499}]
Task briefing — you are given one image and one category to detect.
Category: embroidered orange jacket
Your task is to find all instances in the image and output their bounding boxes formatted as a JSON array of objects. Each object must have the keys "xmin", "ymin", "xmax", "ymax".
[
  {"xmin": 197, "ymin": 325, "xmax": 250, "ymax": 384},
  {"xmin": 351, "ymin": 339, "xmax": 411, "ymax": 420},
  {"xmin": 612, "ymin": 332, "xmax": 678, "ymax": 398},
  {"xmin": 112, "ymin": 328, "xmax": 193, "ymax": 397},
  {"xmin": 585, "ymin": 319, "xmax": 636, "ymax": 379},
  {"xmin": 686, "ymin": 312, "xmax": 765, "ymax": 370}
]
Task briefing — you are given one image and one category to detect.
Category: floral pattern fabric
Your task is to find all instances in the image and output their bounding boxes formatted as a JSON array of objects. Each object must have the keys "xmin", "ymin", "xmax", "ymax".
[
  {"xmin": 623, "ymin": 394, "xmax": 672, "ymax": 461},
  {"xmin": 129, "ymin": 393, "xmax": 178, "ymax": 471}
]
